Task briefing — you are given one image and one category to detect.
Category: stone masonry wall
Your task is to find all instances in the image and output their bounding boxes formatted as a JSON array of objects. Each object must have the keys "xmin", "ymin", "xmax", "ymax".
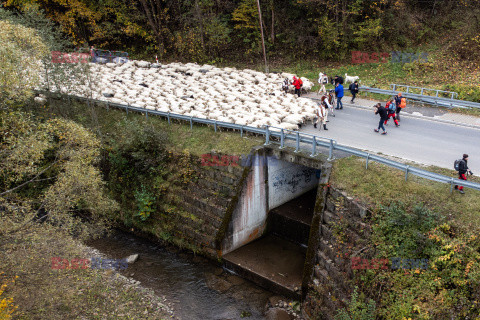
[
  {"xmin": 169, "ymin": 151, "xmax": 248, "ymax": 258},
  {"xmin": 303, "ymin": 186, "xmax": 373, "ymax": 320}
]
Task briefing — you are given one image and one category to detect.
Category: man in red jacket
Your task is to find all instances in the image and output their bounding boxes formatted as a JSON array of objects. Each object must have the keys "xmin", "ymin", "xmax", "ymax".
[{"xmin": 292, "ymin": 76, "xmax": 303, "ymax": 97}]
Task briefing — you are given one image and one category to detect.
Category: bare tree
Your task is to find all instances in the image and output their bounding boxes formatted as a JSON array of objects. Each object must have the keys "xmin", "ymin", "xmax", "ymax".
[{"xmin": 138, "ymin": 0, "xmax": 170, "ymax": 56}]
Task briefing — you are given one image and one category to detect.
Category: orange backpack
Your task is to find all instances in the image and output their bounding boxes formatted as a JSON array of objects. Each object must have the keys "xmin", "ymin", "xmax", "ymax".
[{"xmin": 400, "ymin": 97, "xmax": 406, "ymax": 108}]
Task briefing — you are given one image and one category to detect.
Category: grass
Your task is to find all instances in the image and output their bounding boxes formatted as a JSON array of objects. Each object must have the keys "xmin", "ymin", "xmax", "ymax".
[
  {"xmin": 330, "ymin": 156, "xmax": 480, "ymax": 233},
  {"xmin": 0, "ymin": 223, "xmax": 172, "ymax": 320},
  {"xmin": 32, "ymin": 98, "xmax": 263, "ymax": 157}
]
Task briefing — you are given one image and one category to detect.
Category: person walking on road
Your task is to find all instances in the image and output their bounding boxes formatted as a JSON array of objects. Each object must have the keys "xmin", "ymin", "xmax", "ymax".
[
  {"xmin": 321, "ymin": 93, "xmax": 335, "ymax": 117},
  {"xmin": 349, "ymin": 80, "xmax": 359, "ymax": 103},
  {"xmin": 314, "ymin": 100, "xmax": 328, "ymax": 130},
  {"xmin": 455, "ymin": 154, "xmax": 473, "ymax": 194},
  {"xmin": 395, "ymin": 92, "xmax": 406, "ymax": 121},
  {"xmin": 385, "ymin": 99, "xmax": 399, "ymax": 127},
  {"xmin": 374, "ymin": 103, "xmax": 388, "ymax": 134},
  {"xmin": 335, "ymin": 82, "xmax": 344, "ymax": 109}
]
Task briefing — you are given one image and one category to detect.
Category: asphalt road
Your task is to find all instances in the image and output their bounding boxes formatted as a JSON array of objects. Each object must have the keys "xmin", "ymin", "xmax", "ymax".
[{"xmin": 299, "ymin": 103, "xmax": 480, "ymax": 171}]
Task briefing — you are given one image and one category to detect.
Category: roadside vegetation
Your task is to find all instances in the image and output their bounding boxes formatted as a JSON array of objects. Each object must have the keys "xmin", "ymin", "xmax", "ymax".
[{"xmin": 330, "ymin": 156, "xmax": 480, "ymax": 319}]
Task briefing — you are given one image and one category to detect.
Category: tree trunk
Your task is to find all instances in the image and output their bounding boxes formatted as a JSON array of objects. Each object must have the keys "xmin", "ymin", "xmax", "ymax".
[
  {"xmin": 139, "ymin": 0, "xmax": 165, "ymax": 57},
  {"xmin": 195, "ymin": 0, "xmax": 205, "ymax": 50},
  {"xmin": 256, "ymin": 0, "xmax": 268, "ymax": 73},
  {"xmin": 270, "ymin": 1, "xmax": 275, "ymax": 44}
]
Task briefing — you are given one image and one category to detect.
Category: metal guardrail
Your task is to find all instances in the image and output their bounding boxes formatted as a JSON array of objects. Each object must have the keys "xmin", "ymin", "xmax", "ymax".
[
  {"xmin": 73, "ymin": 95, "xmax": 480, "ymax": 192},
  {"xmin": 360, "ymin": 86, "xmax": 480, "ymax": 109},
  {"xmin": 390, "ymin": 84, "xmax": 458, "ymax": 99}
]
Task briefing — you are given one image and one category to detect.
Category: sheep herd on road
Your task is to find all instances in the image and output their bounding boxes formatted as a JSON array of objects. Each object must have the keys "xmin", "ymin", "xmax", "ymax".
[{"xmin": 42, "ymin": 60, "xmax": 318, "ymax": 131}]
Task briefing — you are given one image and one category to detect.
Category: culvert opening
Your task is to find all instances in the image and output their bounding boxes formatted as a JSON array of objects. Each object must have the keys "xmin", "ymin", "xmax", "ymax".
[{"xmin": 221, "ymin": 152, "xmax": 321, "ymax": 299}]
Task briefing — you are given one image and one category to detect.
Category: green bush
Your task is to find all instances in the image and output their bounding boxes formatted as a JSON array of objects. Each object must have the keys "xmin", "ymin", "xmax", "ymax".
[
  {"xmin": 335, "ymin": 286, "xmax": 376, "ymax": 320},
  {"xmin": 442, "ymin": 83, "xmax": 480, "ymax": 103}
]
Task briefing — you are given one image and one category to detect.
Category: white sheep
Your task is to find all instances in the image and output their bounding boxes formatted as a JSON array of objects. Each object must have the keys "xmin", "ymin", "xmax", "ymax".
[{"xmin": 345, "ymin": 73, "xmax": 359, "ymax": 84}]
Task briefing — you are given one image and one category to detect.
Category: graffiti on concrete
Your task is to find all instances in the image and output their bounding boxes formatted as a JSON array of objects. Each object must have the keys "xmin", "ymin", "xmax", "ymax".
[{"xmin": 272, "ymin": 168, "xmax": 316, "ymax": 194}]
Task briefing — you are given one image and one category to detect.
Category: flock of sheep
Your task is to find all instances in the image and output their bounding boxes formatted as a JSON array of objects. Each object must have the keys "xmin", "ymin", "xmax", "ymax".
[{"xmin": 44, "ymin": 60, "xmax": 319, "ymax": 131}]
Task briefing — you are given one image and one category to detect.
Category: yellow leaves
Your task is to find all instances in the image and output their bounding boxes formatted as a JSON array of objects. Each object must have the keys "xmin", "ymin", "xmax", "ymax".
[
  {"xmin": 0, "ymin": 20, "xmax": 48, "ymax": 105},
  {"xmin": 0, "ymin": 275, "xmax": 18, "ymax": 319}
]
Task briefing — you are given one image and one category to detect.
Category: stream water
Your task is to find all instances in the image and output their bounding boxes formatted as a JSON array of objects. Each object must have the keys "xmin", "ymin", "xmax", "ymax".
[{"xmin": 87, "ymin": 231, "xmax": 278, "ymax": 320}]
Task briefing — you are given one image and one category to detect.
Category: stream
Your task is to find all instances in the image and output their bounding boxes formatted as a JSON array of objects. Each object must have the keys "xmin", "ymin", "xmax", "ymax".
[{"xmin": 87, "ymin": 231, "xmax": 281, "ymax": 320}]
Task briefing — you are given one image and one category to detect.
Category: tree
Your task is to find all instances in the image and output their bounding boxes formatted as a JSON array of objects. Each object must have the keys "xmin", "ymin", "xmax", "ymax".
[
  {"xmin": 0, "ymin": 19, "xmax": 48, "ymax": 107},
  {"xmin": 138, "ymin": 0, "xmax": 173, "ymax": 56},
  {"xmin": 232, "ymin": 0, "xmax": 261, "ymax": 55},
  {"xmin": 0, "ymin": 111, "xmax": 117, "ymax": 238}
]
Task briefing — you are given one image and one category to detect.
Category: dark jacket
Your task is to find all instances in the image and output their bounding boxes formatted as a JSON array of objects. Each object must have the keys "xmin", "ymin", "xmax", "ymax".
[
  {"xmin": 349, "ymin": 83, "xmax": 358, "ymax": 94},
  {"xmin": 459, "ymin": 159, "xmax": 469, "ymax": 175},
  {"xmin": 375, "ymin": 106, "xmax": 388, "ymax": 120},
  {"xmin": 394, "ymin": 95, "xmax": 402, "ymax": 107},
  {"xmin": 333, "ymin": 76, "xmax": 344, "ymax": 85}
]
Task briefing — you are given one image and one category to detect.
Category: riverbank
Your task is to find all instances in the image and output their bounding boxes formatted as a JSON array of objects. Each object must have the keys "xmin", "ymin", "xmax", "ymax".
[{"xmin": 0, "ymin": 223, "xmax": 175, "ymax": 319}]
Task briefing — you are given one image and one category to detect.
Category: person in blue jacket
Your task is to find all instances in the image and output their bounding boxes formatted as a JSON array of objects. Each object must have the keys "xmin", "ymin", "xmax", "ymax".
[{"xmin": 335, "ymin": 82, "xmax": 344, "ymax": 109}]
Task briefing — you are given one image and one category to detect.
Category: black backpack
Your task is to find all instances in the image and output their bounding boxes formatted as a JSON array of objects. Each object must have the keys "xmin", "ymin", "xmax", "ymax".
[{"xmin": 454, "ymin": 159, "xmax": 464, "ymax": 171}]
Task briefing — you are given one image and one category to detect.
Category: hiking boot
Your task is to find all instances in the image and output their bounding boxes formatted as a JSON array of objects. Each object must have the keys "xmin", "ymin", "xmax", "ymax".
[
  {"xmin": 314, "ymin": 123, "xmax": 317, "ymax": 128},
  {"xmin": 323, "ymin": 124, "xmax": 328, "ymax": 130},
  {"xmin": 395, "ymin": 124, "xmax": 400, "ymax": 127},
  {"xmin": 381, "ymin": 131, "xmax": 387, "ymax": 135},
  {"xmin": 374, "ymin": 129, "xmax": 379, "ymax": 133}
]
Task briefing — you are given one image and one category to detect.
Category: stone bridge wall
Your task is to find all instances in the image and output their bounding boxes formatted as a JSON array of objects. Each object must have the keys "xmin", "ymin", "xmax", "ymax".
[{"xmin": 303, "ymin": 186, "xmax": 372, "ymax": 320}]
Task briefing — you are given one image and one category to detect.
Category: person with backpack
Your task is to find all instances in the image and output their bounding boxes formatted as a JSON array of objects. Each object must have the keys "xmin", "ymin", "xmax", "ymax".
[
  {"xmin": 384, "ymin": 99, "xmax": 399, "ymax": 127},
  {"xmin": 335, "ymin": 82, "xmax": 344, "ymax": 109},
  {"xmin": 292, "ymin": 76, "xmax": 303, "ymax": 97},
  {"xmin": 349, "ymin": 80, "xmax": 359, "ymax": 103},
  {"xmin": 395, "ymin": 92, "xmax": 406, "ymax": 121},
  {"xmin": 454, "ymin": 154, "xmax": 473, "ymax": 194},
  {"xmin": 374, "ymin": 103, "xmax": 388, "ymax": 134}
]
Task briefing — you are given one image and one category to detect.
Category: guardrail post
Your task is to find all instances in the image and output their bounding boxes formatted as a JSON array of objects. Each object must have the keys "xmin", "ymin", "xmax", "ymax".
[
  {"xmin": 406, "ymin": 86, "xmax": 410, "ymax": 94},
  {"xmin": 328, "ymin": 139, "xmax": 334, "ymax": 161},
  {"xmin": 450, "ymin": 178, "xmax": 454, "ymax": 193},
  {"xmin": 126, "ymin": 104, "xmax": 129, "ymax": 115},
  {"xmin": 310, "ymin": 136, "xmax": 317, "ymax": 157},
  {"xmin": 450, "ymin": 92, "xmax": 455, "ymax": 100},
  {"xmin": 107, "ymin": 102, "xmax": 109, "ymax": 111},
  {"xmin": 145, "ymin": 109, "xmax": 148, "ymax": 119},
  {"xmin": 392, "ymin": 84, "xmax": 396, "ymax": 91},
  {"xmin": 366, "ymin": 153, "xmax": 370, "ymax": 169},
  {"xmin": 214, "ymin": 121, "xmax": 217, "ymax": 132},
  {"xmin": 295, "ymin": 131, "xmax": 300, "ymax": 153},
  {"xmin": 280, "ymin": 129, "xmax": 285, "ymax": 149},
  {"xmin": 405, "ymin": 165, "xmax": 410, "ymax": 181},
  {"xmin": 190, "ymin": 117, "xmax": 193, "ymax": 130},
  {"xmin": 264, "ymin": 126, "xmax": 270, "ymax": 145},
  {"xmin": 435, "ymin": 90, "xmax": 439, "ymax": 97},
  {"xmin": 420, "ymin": 88, "xmax": 424, "ymax": 96},
  {"xmin": 167, "ymin": 112, "xmax": 170, "ymax": 124},
  {"xmin": 241, "ymin": 126, "xmax": 244, "ymax": 137}
]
